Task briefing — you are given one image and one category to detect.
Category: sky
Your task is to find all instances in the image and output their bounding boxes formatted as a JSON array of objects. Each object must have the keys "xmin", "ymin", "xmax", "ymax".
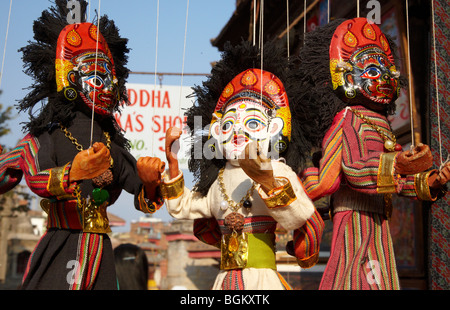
[{"xmin": 0, "ymin": 0, "xmax": 236, "ymax": 230}]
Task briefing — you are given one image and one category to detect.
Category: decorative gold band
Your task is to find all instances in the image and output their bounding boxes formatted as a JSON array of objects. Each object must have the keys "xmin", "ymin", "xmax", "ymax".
[
  {"xmin": 47, "ymin": 164, "xmax": 73, "ymax": 199},
  {"xmin": 261, "ymin": 177, "xmax": 297, "ymax": 209},
  {"xmin": 414, "ymin": 170, "xmax": 437, "ymax": 201},
  {"xmin": 160, "ymin": 174, "xmax": 185, "ymax": 200},
  {"xmin": 377, "ymin": 152, "xmax": 399, "ymax": 194}
]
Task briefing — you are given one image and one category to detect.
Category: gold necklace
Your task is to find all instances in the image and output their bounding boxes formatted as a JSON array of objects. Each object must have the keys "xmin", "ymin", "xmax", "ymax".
[
  {"xmin": 217, "ymin": 167, "xmax": 256, "ymax": 212},
  {"xmin": 349, "ymin": 108, "xmax": 400, "ymax": 152},
  {"xmin": 218, "ymin": 167, "xmax": 256, "ymax": 233}
]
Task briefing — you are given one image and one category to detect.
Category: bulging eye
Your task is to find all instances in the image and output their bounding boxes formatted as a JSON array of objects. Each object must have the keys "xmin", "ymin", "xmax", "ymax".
[
  {"xmin": 221, "ymin": 120, "xmax": 233, "ymax": 133},
  {"xmin": 361, "ymin": 67, "xmax": 381, "ymax": 80},
  {"xmin": 245, "ymin": 119, "xmax": 265, "ymax": 131},
  {"xmin": 84, "ymin": 76, "xmax": 104, "ymax": 90}
]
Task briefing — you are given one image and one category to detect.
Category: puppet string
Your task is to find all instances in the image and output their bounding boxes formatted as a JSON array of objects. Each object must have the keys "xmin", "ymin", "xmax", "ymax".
[
  {"xmin": 178, "ymin": 0, "xmax": 189, "ymax": 118},
  {"xmin": 286, "ymin": 0, "xmax": 289, "ymax": 58},
  {"xmin": 303, "ymin": 0, "xmax": 306, "ymax": 45},
  {"xmin": 0, "ymin": 0, "xmax": 13, "ymax": 90},
  {"xmin": 405, "ymin": 0, "xmax": 416, "ymax": 151},
  {"xmin": 150, "ymin": 0, "xmax": 160, "ymax": 156},
  {"xmin": 357, "ymin": 0, "xmax": 360, "ymax": 18},
  {"xmin": 328, "ymin": 0, "xmax": 330, "ymax": 23},
  {"xmin": 431, "ymin": 0, "xmax": 445, "ymax": 167},
  {"xmin": 253, "ymin": 0, "xmax": 256, "ymax": 46},
  {"xmin": 90, "ymin": 0, "xmax": 102, "ymax": 148}
]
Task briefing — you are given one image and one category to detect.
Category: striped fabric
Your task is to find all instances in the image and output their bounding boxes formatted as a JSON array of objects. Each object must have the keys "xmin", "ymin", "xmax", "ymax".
[
  {"xmin": 0, "ymin": 134, "xmax": 75, "ymax": 197},
  {"xmin": 46, "ymin": 200, "xmax": 84, "ymax": 230},
  {"xmin": 70, "ymin": 233, "xmax": 104, "ymax": 290},
  {"xmin": 221, "ymin": 270, "xmax": 246, "ymax": 290},
  {"xmin": 301, "ymin": 105, "xmax": 419, "ymax": 201},
  {"xmin": 320, "ymin": 211, "xmax": 399, "ymax": 290},
  {"xmin": 217, "ymin": 215, "xmax": 277, "ymax": 234},
  {"xmin": 292, "ymin": 209, "xmax": 324, "ymax": 268},
  {"xmin": 220, "ymin": 270, "xmax": 292, "ymax": 290}
]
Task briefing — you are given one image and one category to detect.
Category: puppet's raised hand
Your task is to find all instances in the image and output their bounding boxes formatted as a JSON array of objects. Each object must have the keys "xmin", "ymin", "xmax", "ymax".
[
  {"xmin": 429, "ymin": 161, "xmax": 450, "ymax": 190},
  {"xmin": 70, "ymin": 142, "xmax": 111, "ymax": 182},
  {"xmin": 395, "ymin": 143, "xmax": 433, "ymax": 175},
  {"xmin": 137, "ymin": 156, "xmax": 165, "ymax": 200},
  {"xmin": 165, "ymin": 127, "xmax": 182, "ymax": 179},
  {"xmin": 238, "ymin": 141, "xmax": 278, "ymax": 193}
]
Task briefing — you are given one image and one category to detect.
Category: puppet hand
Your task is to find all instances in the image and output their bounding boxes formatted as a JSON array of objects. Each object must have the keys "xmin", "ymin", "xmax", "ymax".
[
  {"xmin": 238, "ymin": 141, "xmax": 277, "ymax": 193},
  {"xmin": 137, "ymin": 156, "xmax": 165, "ymax": 197},
  {"xmin": 395, "ymin": 143, "xmax": 433, "ymax": 175},
  {"xmin": 429, "ymin": 162, "xmax": 450, "ymax": 190},
  {"xmin": 165, "ymin": 127, "xmax": 182, "ymax": 163},
  {"xmin": 70, "ymin": 142, "xmax": 111, "ymax": 182}
]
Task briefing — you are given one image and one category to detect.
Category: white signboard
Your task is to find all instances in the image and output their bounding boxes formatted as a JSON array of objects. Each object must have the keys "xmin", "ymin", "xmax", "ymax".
[{"xmin": 114, "ymin": 83, "xmax": 194, "ymax": 169}]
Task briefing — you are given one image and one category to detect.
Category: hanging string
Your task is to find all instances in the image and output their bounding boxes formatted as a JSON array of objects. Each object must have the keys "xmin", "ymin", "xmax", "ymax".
[
  {"xmin": 259, "ymin": 0, "xmax": 264, "ymax": 97},
  {"xmin": 0, "ymin": 0, "xmax": 13, "ymax": 90},
  {"xmin": 149, "ymin": 0, "xmax": 160, "ymax": 156},
  {"xmin": 253, "ymin": 0, "xmax": 256, "ymax": 46},
  {"xmin": 178, "ymin": 0, "xmax": 189, "ymax": 117},
  {"xmin": 405, "ymin": 0, "xmax": 416, "ymax": 150},
  {"xmin": 431, "ymin": 0, "xmax": 448, "ymax": 168},
  {"xmin": 357, "ymin": 0, "xmax": 360, "ymax": 18},
  {"xmin": 328, "ymin": 0, "xmax": 330, "ymax": 23},
  {"xmin": 303, "ymin": 0, "xmax": 307, "ymax": 45},
  {"xmin": 286, "ymin": 0, "xmax": 290, "ymax": 58},
  {"xmin": 90, "ymin": 0, "xmax": 102, "ymax": 147}
]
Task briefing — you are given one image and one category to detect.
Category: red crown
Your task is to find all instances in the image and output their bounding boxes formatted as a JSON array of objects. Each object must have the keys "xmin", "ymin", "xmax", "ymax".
[{"xmin": 329, "ymin": 18, "xmax": 394, "ymax": 64}]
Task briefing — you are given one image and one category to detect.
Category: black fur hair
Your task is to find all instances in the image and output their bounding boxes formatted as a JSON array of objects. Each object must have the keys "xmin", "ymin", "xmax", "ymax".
[
  {"xmin": 289, "ymin": 18, "xmax": 407, "ymax": 149},
  {"xmin": 18, "ymin": 0, "xmax": 130, "ymax": 148},
  {"xmin": 186, "ymin": 40, "xmax": 315, "ymax": 196}
]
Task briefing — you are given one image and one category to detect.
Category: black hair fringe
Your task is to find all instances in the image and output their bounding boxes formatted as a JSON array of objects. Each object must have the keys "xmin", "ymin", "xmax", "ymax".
[
  {"xmin": 186, "ymin": 40, "xmax": 314, "ymax": 196},
  {"xmin": 17, "ymin": 0, "xmax": 130, "ymax": 149}
]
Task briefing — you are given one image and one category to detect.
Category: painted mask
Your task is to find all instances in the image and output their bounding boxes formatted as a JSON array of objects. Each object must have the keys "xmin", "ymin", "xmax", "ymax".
[
  {"xmin": 209, "ymin": 69, "xmax": 291, "ymax": 161},
  {"xmin": 55, "ymin": 23, "xmax": 119, "ymax": 116},
  {"xmin": 329, "ymin": 18, "xmax": 400, "ymax": 109}
]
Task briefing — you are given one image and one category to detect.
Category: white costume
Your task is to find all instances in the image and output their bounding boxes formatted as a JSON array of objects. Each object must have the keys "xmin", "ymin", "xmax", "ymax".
[{"xmin": 161, "ymin": 161, "xmax": 315, "ymax": 290}]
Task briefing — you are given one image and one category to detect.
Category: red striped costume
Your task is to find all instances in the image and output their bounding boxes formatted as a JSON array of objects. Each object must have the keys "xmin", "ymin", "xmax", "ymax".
[{"xmin": 301, "ymin": 105, "xmax": 437, "ymax": 290}]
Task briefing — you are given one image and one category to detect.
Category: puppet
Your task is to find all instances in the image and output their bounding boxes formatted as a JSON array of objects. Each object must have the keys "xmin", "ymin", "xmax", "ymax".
[
  {"xmin": 0, "ymin": 1, "xmax": 164, "ymax": 289},
  {"xmin": 160, "ymin": 41, "xmax": 324, "ymax": 290},
  {"xmin": 293, "ymin": 17, "xmax": 449, "ymax": 290}
]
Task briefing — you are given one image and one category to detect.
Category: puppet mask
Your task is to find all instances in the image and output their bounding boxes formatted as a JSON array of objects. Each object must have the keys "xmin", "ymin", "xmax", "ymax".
[
  {"xmin": 55, "ymin": 23, "xmax": 119, "ymax": 116},
  {"xmin": 209, "ymin": 69, "xmax": 291, "ymax": 161},
  {"xmin": 329, "ymin": 18, "xmax": 400, "ymax": 109}
]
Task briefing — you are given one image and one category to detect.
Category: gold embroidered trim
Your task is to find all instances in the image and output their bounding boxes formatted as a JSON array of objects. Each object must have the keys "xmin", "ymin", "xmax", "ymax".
[
  {"xmin": 160, "ymin": 174, "xmax": 185, "ymax": 200},
  {"xmin": 261, "ymin": 177, "xmax": 297, "ymax": 209},
  {"xmin": 47, "ymin": 164, "xmax": 73, "ymax": 199},
  {"xmin": 414, "ymin": 171, "xmax": 436, "ymax": 201},
  {"xmin": 377, "ymin": 152, "xmax": 398, "ymax": 194}
]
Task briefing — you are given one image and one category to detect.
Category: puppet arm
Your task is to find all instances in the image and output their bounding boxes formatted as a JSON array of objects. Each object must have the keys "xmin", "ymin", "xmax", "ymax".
[
  {"xmin": 290, "ymin": 209, "xmax": 324, "ymax": 268},
  {"xmin": 0, "ymin": 134, "xmax": 77, "ymax": 198},
  {"xmin": 300, "ymin": 110, "xmax": 346, "ymax": 201},
  {"xmin": 256, "ymin": 161, "xmax": 316, "ymax": 230},
  {"xmin": 161, "ymin": 126, "xmax": 212, "ymax": 219},
  {"xmin": 341, "ymin": 111, "xmax": 444, "ymax": 201}
]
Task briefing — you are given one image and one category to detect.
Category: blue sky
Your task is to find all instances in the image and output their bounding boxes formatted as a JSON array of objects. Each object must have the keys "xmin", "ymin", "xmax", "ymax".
[{"xmin": 0, "ymin": 0, "xmax": 236, "ymax": 228}]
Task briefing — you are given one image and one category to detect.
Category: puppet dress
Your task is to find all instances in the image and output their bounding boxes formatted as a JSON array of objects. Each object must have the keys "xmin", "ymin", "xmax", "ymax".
[
  {"xmin": 301, "ymin": 105, "xmax": 438, "ymax": 290},
  {"xmin": 0, "ymin": 112, "xmax": 160, "ymax": 289},
  {"xmin": 161, "ymin": 160, "xmax": 315, "ymax": 290}
]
